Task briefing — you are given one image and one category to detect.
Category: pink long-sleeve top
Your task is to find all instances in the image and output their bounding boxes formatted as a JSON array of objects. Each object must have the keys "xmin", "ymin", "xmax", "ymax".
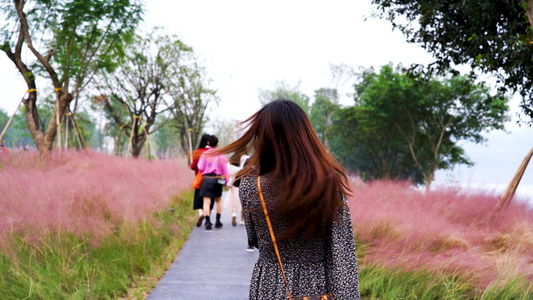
[{"xmin": 197, "ymin": 149, "xmax": 230, "ymax": 185}]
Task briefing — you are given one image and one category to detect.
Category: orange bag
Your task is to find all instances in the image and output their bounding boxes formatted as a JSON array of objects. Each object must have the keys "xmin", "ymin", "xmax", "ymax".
[{"xmin": 192, "ymin": 172, "xmax": 203, "ymax": 189}]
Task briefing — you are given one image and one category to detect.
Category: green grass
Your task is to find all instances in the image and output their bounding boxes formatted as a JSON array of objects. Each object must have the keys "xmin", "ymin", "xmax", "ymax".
[
  {"xmin": 2, "ymin": 190, "xmax": 532, "ymax": 299},
  {"xmin": 0, "ymin": 191, "xmax": 196, "ymax": 300},
  {"xmin": 358, "ymin": 261, "xmax": 533, "ymax": 300}
]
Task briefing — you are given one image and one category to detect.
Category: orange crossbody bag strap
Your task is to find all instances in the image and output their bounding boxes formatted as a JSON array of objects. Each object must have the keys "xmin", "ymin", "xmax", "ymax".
[{"xmin": 257, "ymin": 176, "xmax": 293, "ymax": 300}]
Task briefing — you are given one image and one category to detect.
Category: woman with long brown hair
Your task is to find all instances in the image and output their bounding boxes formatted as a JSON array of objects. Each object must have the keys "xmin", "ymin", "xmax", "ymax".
[{"xmin": 217, "ymin": 100, "xmax": 360, "ymax": 300}]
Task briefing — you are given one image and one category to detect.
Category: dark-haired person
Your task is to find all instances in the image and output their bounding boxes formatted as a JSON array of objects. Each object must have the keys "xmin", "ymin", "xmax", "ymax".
[
  {"xmin": 190, "ymin": 133, "xmax": 214, "ymax": 227},
  {"xmin": 197, "ymin": 135, "xmax": 229, "ymax": 230},
  {"xmin": 216, "ymin": 100, "xmax": 360, "ymax": 299},
  {"xmin": 0, "ymin": 143, "xmax": 9, "ymax": 154}
]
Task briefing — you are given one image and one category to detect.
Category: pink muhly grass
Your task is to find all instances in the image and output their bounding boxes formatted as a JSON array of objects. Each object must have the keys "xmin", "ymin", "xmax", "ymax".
[
  {"xmin": 0, "ymin": 150, "xmax": 192, "ymax": 245},
  {"xmin": 348, "ymin": 179, "xmax": 533, "ymax": 288}
]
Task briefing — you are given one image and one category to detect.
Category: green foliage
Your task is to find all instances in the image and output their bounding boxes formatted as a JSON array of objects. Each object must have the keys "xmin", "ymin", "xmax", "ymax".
[
  {"xmin": 310, "ymin": 88, "xmax": 338, "ymax": 146},
  {"xmin": 329, "ymin": 105, "xmax": 424, "ymax": 183},
  {"xmin": 0, "ymin": 192, "xmax": 195, "ymax": 300},
  {"xmin": 371, "ymin": 0, "xmax": 533, "ymax": 122},
  {"xmin": 68, "ymin": 110, "xmax": 96, "ymax": 149},
  {"xmin": 331, "ymin": 64, "xmax": 508, "ymax": 186},
  {"xmin": 0, "ymin": 0, "xmax": 144, "ymax": 153},
  {"xmin": 93, "ymin": 27, "xmax": 215, "ymax": 157},
  {"xmin": 153, "ymin": 116, "xmax": 181, "ymax": 158},
  {"xmin": 168, "ymin": 60, "xmax": 219, "ymax": 155},
  {"xmin": 0, "ymin": 107, "xmax": 35, "ymax": 149}
]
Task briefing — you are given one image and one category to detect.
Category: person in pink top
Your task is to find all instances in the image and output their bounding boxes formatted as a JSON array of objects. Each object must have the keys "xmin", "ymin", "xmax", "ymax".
[{"xmin": 197, "ymin": 135, "xmax": 230, "ymax": 230}]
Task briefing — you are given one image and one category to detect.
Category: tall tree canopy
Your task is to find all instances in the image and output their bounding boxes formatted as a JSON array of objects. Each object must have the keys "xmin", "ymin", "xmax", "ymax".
[
  {"xmin": 93, "ymin": 29, "xmax": 197, "ymax": 158},
  {"xmin": 371, "ymin": 0, "xmax": 533, "ymax": 122},
  {"xmin": 0, "ymin": 0, "xmax": 143, "ymax": 154},
  {"xmin": 329, "ymin": 104, "xmax": 424, "ymax": 183},
  {"xmin": 310, "ymin": 88, "xmax": 337, "ymax": 149},
  {"xmin": 333, "ymin": 65, "xmax": 508, "ymax": 188},
  {"xmin": 167, "ymin": 60, "xmax": 219, "ymax": 158}
]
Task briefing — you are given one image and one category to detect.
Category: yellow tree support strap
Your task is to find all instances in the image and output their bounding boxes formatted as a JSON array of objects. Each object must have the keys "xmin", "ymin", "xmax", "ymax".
[
  {"xmin": 27, "ymin": 89, "xmax": 36, "ymax": 93},
  {"xmin": 120, "ymin": 124, "xmax": 126, "ymax": 130},
  {"xmin": 134, "ymin": 115, "xmax": 141, "ymax": 120},
  {"xmin": 54, "ymin": 87, "xmax": 62, "ymax": 92}
]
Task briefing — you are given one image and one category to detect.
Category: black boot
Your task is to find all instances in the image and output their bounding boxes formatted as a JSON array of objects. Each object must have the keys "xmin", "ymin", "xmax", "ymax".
[
  {"xmin": 215, "ymin": 213, "xmax": 223, "ymax": 228},
  {"xmin": 205, "ymin": 216, "xmax": 212, "ymax": 230}
]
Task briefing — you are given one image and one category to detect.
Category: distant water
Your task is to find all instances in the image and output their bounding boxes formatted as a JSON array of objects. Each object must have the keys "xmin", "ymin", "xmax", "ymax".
[
  {"xmin": 433, "ymin": 124, "xmax": 532, "ymax": 205},
  {"xmin": 432, "ymin": 180, "xmax": 533, "ymax": 205}
]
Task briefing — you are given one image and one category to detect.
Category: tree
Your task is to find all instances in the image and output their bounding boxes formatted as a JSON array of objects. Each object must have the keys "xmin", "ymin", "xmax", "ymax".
[
  {"xmin": 207, "ymin": 117, "xmax": 240, "ymax": 148},
  {"xmin": 371, "ymin": 0, "xmax": 533, "ymax": 209},
  {"xmin": 329, "ymin": 104, "xmax": 424, "ymax": 184},
  {"xmin": 167, "ymin": 60, "xmax": 219, "ymax": 160},
  {"xmin": 93, "ymin": 29, "xmax": 193, "ymax": 158},
  {"xmin": 371, "ymin": 0, "xmax": 533, "ymax": 122},
  {"xmin": 0, "ymin": 0, "xmax": 143, "ymax": 155},
  {"xmin": 153, "ymin": 116, "xmax": 183, "ymax": 158},
  {"xmin": 353, "ymin": 65, "xmax": 509, "ymax": 189},
  {"xmin": 258, "ymin": 81, "xmax": 310, "ymax": 114},
  {"xmin": 309, "ymin": 88, "xmax": 337, "ymax": 149},
  {"xmin": 308, "ymin": 64, "xmax": 357, "ymax": 150}
]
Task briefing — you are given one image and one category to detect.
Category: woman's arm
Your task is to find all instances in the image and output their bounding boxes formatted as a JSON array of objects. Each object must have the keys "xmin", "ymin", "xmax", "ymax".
[
  {"xmin": 239, "ymin": 177, "xmax": 258, "ymax": 248},
  {"xmin": 326, "ymin": 195, "xmax": 360, "ymax": 300},
  {"xmin": 190, "ymin": 149, "xmax": 202, "ymax": 172}
]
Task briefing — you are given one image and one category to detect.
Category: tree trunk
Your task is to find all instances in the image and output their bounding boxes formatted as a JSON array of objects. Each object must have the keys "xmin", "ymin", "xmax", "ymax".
[
  {"xmin": 131, "ymin": 131, "xmax": 147, "ymax": 158},
  {"xmin": 522, "ymin": 0, "xmax": 533, "ymax": 28},
  {"xmin": 28, "ymin": 91, "xmax": 72, "ymax": 155}
]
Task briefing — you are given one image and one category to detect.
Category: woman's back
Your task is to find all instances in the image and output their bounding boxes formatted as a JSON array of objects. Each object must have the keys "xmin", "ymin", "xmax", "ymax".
[
  {"xmin": 240, "ymin": 174, "xmax": 360, "ymax": 300},
  {"xmin": 217, "ymin": 100, "xmax": 360, "ymax": 299}
]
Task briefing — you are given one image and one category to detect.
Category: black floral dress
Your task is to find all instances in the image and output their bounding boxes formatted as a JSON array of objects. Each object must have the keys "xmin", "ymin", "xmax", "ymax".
[{"xmin": 240, "ymin": 174, "xmax": 360, "ymax": 300}]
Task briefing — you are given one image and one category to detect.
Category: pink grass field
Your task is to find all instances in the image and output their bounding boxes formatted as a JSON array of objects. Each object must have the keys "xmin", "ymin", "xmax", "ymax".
[
  {"xmin": 1, "ymin": 150, "xmax": 532, "ymax": 289},
  {"xmin": 0, "ymin": 150, "xmax": 192, "ymax": 244},
  {"xmin": 348, "ymin": 180, "xmax": 533, "ymax": 288}
]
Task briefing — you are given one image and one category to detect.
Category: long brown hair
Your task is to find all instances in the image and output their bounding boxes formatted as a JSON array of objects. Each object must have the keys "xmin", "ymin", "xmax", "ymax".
[{"xmin": 217, "ymin": 100, "xmax": 351, "ymax": 239}]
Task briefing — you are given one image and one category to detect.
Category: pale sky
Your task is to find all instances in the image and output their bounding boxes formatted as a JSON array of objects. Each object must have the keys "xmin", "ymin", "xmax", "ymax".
[{"xmin": 0, "ymin": 0, "xmax": 531, "ymax": 199}]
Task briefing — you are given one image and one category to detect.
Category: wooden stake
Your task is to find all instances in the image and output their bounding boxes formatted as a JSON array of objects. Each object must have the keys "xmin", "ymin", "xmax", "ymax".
[
  {"xmin": 113, "ymin": 126, "xmax": 123, "ymax": 156},
  {"xmin": 187, "ymin": 128, "xmax": 193, "ymax": 163},
  {"xmin": 493, "ymin": 145, "xmax": 533, "ymax": 214},
  {"xmin": 0, "ymin": 99, "xmax": 23, "ymax": 143},
  {"xmin": 143, "ymin": 127, "xmax": 158, "ymax": 160},
  {"xmin": 74, "ymin": 122, "xmax": 82, "ymax": 149},
  {"xmin": 64, "ymin": 113, "xmax": 70, "ymax": 150},
  {"xmin": 55, "ymin": 89, "xmax": 62, "ymax": 150},
  {"xmin": 69, "ymin": 111, "xmax": 88, "ymax": 150},
  {"xmin": 125, "ymin": 116, "xmax": 137, "ymax": 158}
]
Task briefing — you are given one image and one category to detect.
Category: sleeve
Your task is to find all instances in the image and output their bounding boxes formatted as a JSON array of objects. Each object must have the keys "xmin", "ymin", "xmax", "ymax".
[
  {"xmin": 239, "ymin": 178, "xmax": 258, "ymax": 248},
  {"xmin": 190, "ymin": 150, "xmax": 200, "ymax": 172},
  {"xmin": 191, "ymin": 158, "xmax": 199, "ymax": 172},
  {"xmin": 197, "ymin": 155, "xmax": 206, "ymax": 174},
  {"xmin": 326, "ymin": 194, "xmax": 360, "ymax": 300}
]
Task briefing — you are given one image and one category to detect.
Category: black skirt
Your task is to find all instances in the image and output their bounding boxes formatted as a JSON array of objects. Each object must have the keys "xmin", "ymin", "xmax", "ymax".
[
  {"xmin": 199, "ymin": 174, "xmax": 223, "ymax": 198},
  {"xmin": 193, "ymin": 189, "xmax": 215, "ymax": 210}
]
